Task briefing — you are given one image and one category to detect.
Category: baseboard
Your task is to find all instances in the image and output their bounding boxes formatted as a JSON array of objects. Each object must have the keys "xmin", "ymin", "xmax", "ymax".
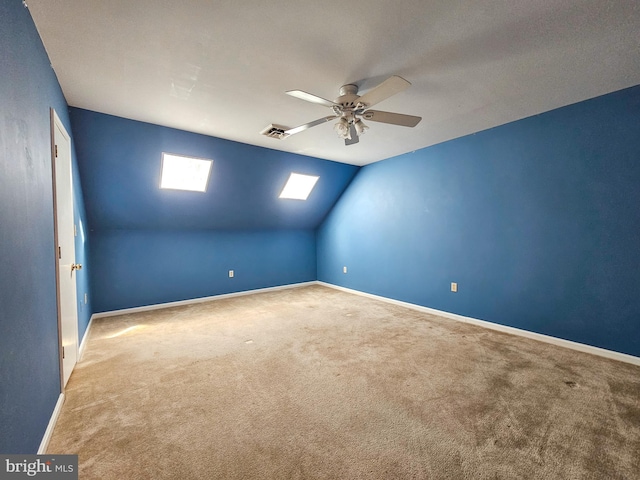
[
  {"xmin": 78, "ymin": 315, "xmax": 95, "ymax": 361},
  {"xmin": 318, "ymin": 282, "xmax": 640, "ymax": 367},
  {"xmin": 38, "ymin": 393, "xmax": 64, "ymax": 454},
  {"xmin": 92, "ymin": 281, "xmax": 318, "ymax": 319}
]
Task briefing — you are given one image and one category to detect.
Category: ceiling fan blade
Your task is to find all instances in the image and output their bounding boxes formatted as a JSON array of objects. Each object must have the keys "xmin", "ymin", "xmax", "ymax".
[
  {"xmin": 361, "ymin": 110, "xmax": 422, "ymax": 127},
  {"xmin": 345, "ymin": 124, "xmax": 359, "ymax": 145},
  {"xmin": 356, "ymin": 75, "xmax": 411, "ymax": 108},
  {"xmin": 285, "ymin": 116, "xmax": 337, "ymax": 136},
  {"xmin": 286, "ymin": 90, "xmax": 337, "ymax": 108}
]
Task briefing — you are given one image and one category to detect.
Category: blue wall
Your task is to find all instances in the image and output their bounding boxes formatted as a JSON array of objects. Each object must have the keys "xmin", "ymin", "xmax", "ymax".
[
  {"xmin": 0, "ymin": 0, "xmax": 91, "ymax": 453},
  {"xmin": 70, "ymin": 109, "xmax": 358, "ymax": 312},
  {"xmin": 91, "ymin": 230, "xmax": 316, "ymax": 312},
  {"xmin": 318, "ymin": 85, "xmax": 640, "ymax": 357}
]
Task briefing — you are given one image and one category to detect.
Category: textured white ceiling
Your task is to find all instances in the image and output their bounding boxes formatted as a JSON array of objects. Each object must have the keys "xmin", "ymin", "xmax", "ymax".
[{"xmin": 27, "ymin": 0, "xmax": 640, "ymax": 166}]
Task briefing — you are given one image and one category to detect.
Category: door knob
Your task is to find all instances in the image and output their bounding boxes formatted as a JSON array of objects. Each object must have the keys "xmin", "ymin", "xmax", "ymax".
[{"xmin": 71, "ymin": 263, "xmax": 82, "ymax": 271}]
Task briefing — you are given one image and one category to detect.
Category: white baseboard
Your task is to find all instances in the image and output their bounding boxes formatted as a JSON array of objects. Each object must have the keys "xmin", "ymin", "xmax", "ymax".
[
  {"xmin": 38, "ymin": 393, "xmax": 64, "ymax": 454},
  {"xmin": 87, "ymin": 280, "xmax": 640, "ymax": 366},
  {"xmin": 92, "ymin": 281, "xmax": 318, "ymax": 319},
  {"xmin": 317, "ymin": 281, "xmax": 640, "ymax": 367},
  {"xmin": 78, "ymin": 315, "xmax": 95, "ymax": 361}
]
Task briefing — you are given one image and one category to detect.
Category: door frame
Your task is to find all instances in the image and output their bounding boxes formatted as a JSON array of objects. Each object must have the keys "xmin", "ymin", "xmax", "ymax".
[{"xmin": 50, "ymin": 108, "xmax": 79, "ymax": 391}]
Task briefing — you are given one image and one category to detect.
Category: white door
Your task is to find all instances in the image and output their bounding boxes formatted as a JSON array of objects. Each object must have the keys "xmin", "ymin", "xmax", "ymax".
[{"xmin": 52, "ymin": 110, "xmax": 79, "ymax": 388}]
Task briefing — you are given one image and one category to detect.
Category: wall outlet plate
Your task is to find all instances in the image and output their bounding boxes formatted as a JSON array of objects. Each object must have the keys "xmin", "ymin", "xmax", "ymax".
[
  {"xmin": 229, "ymin": 270, "xmax": 234, "ymax": 278},
  {"xmin": 343, "ymin": 266, "xmax": 347, "ymax": 274},
  {"xmin": 451, "ymin": 282, "xmax": 458, "ymax": 292}
]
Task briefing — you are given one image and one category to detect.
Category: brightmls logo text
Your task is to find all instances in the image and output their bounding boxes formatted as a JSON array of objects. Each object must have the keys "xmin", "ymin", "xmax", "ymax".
[
  {"xmin": 5, "ymin": 458, "xmax": 51, "ymax": 476},
  {"xmin": 0, "ymin": 455, "xmax": 77, "ymax": 479}
]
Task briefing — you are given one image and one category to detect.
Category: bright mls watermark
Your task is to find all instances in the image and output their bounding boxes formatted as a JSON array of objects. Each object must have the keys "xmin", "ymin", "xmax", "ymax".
[{"xmin": 0, "ymin": 455, "xmax": 77, "ymax": 479}]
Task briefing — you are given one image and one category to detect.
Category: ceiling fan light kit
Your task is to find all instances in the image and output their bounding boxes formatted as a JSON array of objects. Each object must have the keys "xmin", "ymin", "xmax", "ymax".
[
  {"xmin": 262, "ymin": 75, "xmax": 422, "ymax": 146},
  {"xmin": 334, "ymin": 117, "xmax": 351, "ymax": 139},
  {"xmin": 354, "ymin": 118, "xmax": 369, "ymax": 136}
]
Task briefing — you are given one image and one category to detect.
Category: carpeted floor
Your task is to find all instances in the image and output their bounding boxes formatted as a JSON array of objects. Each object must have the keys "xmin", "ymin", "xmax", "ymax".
[{"xmin": 47, "ymin": 285, "xmax": 640, "ymax": 479}]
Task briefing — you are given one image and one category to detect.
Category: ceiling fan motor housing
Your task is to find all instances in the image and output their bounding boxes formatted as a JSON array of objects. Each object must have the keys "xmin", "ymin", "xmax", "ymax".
[
  {"xmin": 334, "ymin": 86, "xmax": 360, "ymax": 141},
  {"xmin": 335, "ymin": 84, "xmax": 363, "ymax": 122}
]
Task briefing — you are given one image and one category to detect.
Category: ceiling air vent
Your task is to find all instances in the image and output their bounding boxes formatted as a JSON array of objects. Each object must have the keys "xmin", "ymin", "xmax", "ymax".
[{"xmin": 260, "ymin": 124, "xmax": 290, "ymax": 140}]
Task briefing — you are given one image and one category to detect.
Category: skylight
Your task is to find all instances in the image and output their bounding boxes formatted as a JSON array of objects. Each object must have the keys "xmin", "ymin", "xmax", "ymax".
[
  {"xmin": 160, "ymin": 153, "xmax": 212, "ymax": 192},
  {"xmin": 279, "ymin": 173, "xmax": 319, "ymax": 200}
]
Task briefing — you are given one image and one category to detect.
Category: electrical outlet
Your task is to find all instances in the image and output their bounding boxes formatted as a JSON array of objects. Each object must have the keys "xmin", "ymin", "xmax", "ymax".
[
  {"xmin": 451, "ymin": 282, "xmax": 458, "ymax": 292},
  {"xmin": 229, "ymin": 270, "xmax": 234, "ymax": 278},
  {"xmin": 343, "ymin": 266, "xmax": 347, "ymax": 274}
]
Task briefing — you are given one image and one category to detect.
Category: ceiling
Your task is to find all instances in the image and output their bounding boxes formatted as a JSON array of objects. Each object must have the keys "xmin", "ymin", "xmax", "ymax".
[
  {"xmin": 27, "ymin": 0, "xmax": 640, "ymax": 166},
  {"xmin": 69, "ymin": 108, "xmax": 359, "ymax": 231}
]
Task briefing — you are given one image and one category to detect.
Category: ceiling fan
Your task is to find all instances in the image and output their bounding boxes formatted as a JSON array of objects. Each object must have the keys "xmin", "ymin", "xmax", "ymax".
[{"xmin": 264, "ymin": 76, "xmax": 422, "ymax": 146}]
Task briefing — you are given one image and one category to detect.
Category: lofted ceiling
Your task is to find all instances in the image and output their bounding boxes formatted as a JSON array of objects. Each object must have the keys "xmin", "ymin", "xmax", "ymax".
[
  {"xmin": 27, "ymin": 0, "xmax": 640, "ymax": 166},
  {"xmin": 69, "ymin": 108, "xmax": 359, "ymax": 231}
]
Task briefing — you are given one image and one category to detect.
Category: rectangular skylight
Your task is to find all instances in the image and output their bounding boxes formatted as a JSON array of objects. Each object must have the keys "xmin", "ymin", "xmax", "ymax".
[
  {"xmin": 279, "ymin": 173, "xmax": 319, "ymax": 200},
  {"xmin": 160, "ymin": 153, "xmax": 212, "ymax": 192}
]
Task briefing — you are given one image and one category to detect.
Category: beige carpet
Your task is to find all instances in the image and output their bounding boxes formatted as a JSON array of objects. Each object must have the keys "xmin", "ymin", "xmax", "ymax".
[{"xmin": 48, "ymin": 285, "xmax": 640, "ymax": 479}]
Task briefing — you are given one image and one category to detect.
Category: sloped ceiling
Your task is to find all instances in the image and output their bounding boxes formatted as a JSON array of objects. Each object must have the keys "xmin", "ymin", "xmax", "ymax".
[
  {"xmin": 28, "ymin": 0, "xmax": 640, "ymax": 166},
  {"xmin": 69, "ymin": 108, "xmax": 358, "ymax": 231}
]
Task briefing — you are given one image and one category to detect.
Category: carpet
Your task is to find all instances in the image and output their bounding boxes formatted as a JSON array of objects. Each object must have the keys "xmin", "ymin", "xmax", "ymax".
[{"xmin": 47, "ymin": 285, "xmax": 640, "ymax": 479}]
